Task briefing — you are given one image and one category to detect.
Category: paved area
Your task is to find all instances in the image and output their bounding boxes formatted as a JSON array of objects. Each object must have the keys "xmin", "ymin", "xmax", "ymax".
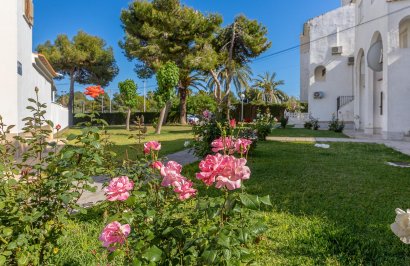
[
  {"xmin": 266, "ymin": 136, "xmax": 410, "ymax": 156},
  {"xmin": 77, "ymin": 149, "xmax": 199, "ymax": 206}
]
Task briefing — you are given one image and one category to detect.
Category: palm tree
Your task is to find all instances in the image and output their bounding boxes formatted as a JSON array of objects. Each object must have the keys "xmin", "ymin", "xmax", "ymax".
[
  {"xmin": 207, "ymin": 63, "xmax": 252, "ymax": 117},
  {"xmin": 178, "ymin": 71, "xmax": 206, "ymax": 124},
  {"xmin": 252, "ymin": 72, "xmax": 287, "ymax": 104}
]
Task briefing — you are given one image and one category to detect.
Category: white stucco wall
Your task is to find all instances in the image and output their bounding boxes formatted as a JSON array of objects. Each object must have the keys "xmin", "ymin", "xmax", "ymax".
[
  {"xmin": 0, "ymin": 1, "xmax": 19, "ymax": 130},
  {"xmin": 305, "ymin": 5, "xmax": 356, "ymax": 122},
  {"xmin": 353, "ymin": 0, "xmax": 410, "ymax": 139},
  {"xmin": 1, "ymin": 0, "xmax": 68, "ymax": 135},
  {"xmin": 51, "ymin": 103, "xmax": 69, "ymax": 131}
]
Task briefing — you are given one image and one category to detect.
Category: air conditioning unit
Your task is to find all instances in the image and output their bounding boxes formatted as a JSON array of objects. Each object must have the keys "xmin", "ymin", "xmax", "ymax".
[
  {"xmin": 332, "ymin": 46, "xmax": 343, "ymax": 55},
  {"xmin": 347, "ymin": 56, "xmax": 355, "ymax": 65},
  {"xmin": 313, "ymin": 91, "xmax": 324, "ymax": 99}
]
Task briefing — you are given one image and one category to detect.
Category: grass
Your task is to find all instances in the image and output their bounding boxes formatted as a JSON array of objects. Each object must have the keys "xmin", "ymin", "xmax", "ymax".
[
  {"xmin": 62, "ymin": 125, "xmax": 193, "ymax": 159},
  {"xmin": 245, "ymin": 141, "xmax": 410, "ymax": 265},
  {"xmin": 270, "ymin": 128, "xmax": 348, "ymax": 138},
  {"xmin": 54, "ymin": 137, "xmax": 410, "ymax": 265}
]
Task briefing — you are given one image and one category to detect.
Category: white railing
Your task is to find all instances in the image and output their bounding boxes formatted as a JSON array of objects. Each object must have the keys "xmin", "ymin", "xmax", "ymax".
[{"xmin": 285, "ymin": 111, "xmax": 310, "ymax": 121}]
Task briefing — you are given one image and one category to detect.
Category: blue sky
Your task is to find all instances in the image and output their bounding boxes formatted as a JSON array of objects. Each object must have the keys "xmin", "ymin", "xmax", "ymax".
[{"xmin": 33, "ymin": 0, "xmax": 340, "ymax": 98}]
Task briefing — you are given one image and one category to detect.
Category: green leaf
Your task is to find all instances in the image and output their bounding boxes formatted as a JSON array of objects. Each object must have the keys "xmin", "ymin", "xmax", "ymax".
[
  {"xmin": 239, "ymin": 194, "xmax": 260, "ymax": 210},
  {"xmin": 201, "ymin": 250, "xmax": 217, "ymax": 264},
  {"xmin": 17, "ymin": 253, "xmax": 29, "ymax": 266},
  {"xmin": 250, "ymin": 222, "xmax": 268, "ymax": 236},
  {"xmin": 0, "ymin": 255, "xmax": 6, "ymax": 266},
  {"xmin": 132, "ymin": 258, "xmax": 142, "ymax": 266},
  {"xmin": 259, "ymin": 195, "xmax": 272, "ymax": 206},
  {"xmin": 217, "ymin": 234, "xmax": 231, "ymax": 248},
  {"xmin": 142, "ymin": 246, "xmax": 162, "ymax": 262},
  {"xmin": 66, "ymin": 134, "xmax": 77, "ymax": 141},
  {"xmin": 2, "ymin": 228, "xmax": 12, "ymax": 237}
]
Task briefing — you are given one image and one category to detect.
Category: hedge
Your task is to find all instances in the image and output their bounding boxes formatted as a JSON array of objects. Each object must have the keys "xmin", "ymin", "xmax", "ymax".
[
  {"xmin": 73, "ymin": 112, "xmax": 159, "ymax": 125},
  {"xmin": 232, "ymin": 103, "xmax": 287, "ymax": 121}
]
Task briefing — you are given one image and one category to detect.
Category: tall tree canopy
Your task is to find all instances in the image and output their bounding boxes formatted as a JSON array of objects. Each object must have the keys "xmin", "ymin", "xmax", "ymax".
[
  {"xmin": 190, "ymin": 15, "xmax": 271, "ymax": 118},
  {"xmin": 37, "ymin": 31, "xmax": 119, "ymax": 125},
  {"xmin": 155, "ymin": 61, "xmax": 180, "ymax": 134},
  {"xmin": 120, "ymin": 0, "xmax": 222, "ymax": 124},
  {"xmin": 118, "ymin": 79, "xmax": 138, "ymax": 130}
]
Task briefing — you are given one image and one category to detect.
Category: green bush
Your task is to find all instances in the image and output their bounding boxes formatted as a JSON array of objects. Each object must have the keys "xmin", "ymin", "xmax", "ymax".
[
  {"xmin": 0, "ymin": 92, "xmax": 113, "ymax": 265},
  {"xmin": 328, "ymin": 114, "xmax": 345, "ymax": 132},
  {"xmin": 73, "ymin": 112, "xmax": 159, "ymax": 126}
]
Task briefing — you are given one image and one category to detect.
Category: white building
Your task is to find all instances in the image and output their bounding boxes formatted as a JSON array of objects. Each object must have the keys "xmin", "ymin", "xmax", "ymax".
[
  {"xmin": 301, "ymin": 0, "xmax": 410, "ymax": 140},
  {"xmin": 0, "ymin": 0, "xmax": 68, "ymax": 136}
]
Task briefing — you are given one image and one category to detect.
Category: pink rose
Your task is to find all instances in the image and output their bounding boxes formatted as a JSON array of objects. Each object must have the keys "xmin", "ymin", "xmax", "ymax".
[
  {"xmin": 105, "ymin": 176, "xmax": 134, "ymax": 201},
  {"xmin": 160, "ymin": 161, "xmax": 184, "ymax": 187},
  {"xmin": 196, "ymin": 153, "xmax": 225, "ymax": 186},
  {"xmin": 203, "ymin": 110, "xmax": 211, "ymax": 119},
  {"xmin": 173, "ymin": 178, "xmax": 197, "ymax": 201},
  {"xmin": 99, "ymin": 221, "xmax": 131, "ymax": 252},
  {"xmin": 235, "ymin": 138, "xmax": 253, "ymax": 154},
  {"xmin": 144, "ymin": 141, "xmax": 161, "ymax": 154},
  {"xmin": 215, "ymin": 156, "xmax": 251, "ymax": 191},
  {"xmin": 211, "ymin": 137, "xmax": 235, "ymax": 154},
  {"xmin": 229, "ymin": 119, "xmax": 237, "ymax": 129},
  {"xmin": 151, "ymin": 161, "xmax": 163, "ymax": 170}
]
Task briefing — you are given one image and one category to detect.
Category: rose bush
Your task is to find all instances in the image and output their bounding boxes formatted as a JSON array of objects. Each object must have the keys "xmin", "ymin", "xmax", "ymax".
[
  {"xmin": 97, "ymin": 125, "xmax": 271, "ymax": 265},
  {"xmin": 0, "ymin": 90, "xmax": 113, "ymax": 265}
]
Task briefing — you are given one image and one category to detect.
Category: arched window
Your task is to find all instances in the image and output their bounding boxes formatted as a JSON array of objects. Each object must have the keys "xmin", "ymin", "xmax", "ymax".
[
  {"xmin": 399, "ymin": 17, "xmax": 410, "ymax": 48},
  {"xmin": 24, "ymin": 0, "xmax": 34, "ymax": 26},
  {"xmin": 314, "ymin": 66, "xmax": 326, "ymax": 82}
]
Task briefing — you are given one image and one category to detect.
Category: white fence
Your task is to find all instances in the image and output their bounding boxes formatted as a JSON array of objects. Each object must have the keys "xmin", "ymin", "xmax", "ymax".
[
  {"xmin": 284, "ymin": 111, "xmax": 310, "ymax": 128},
  {"xmin": 50, "ymin": 103, "xmax": 69, "ymax": 130}
]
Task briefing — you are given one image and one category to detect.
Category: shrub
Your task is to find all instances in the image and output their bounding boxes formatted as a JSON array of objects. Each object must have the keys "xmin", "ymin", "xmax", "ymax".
[
  {"xmin": 254, "ymin": 110, "xmax": 274, "ymax": 140},
  {"xmin": 0, "ymin": 91, "xmax": 112, "ymax": 265},
  {"xmin": 328, "ymin": 114, "xmax": 345, "ymax": 132},
  {"xmin": 305, "ymin": 116, "xmax": 320, "ymax": 130},
  {"xmin": 280, "ymin": 116, "xmax": 289, "ymax": 129},
  {"xmin": 98, "ymin": 127, "xmax": 271, "ymax": 265}
]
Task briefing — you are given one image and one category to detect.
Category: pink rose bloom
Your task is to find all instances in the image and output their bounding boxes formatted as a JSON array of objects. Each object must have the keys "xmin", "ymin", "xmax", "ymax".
[
  {"xmin": 196, "ymin": 153, "xmax": 225, "ymax": 186},
  {"xmin": 99, "ymin": 221, "xmax": 131, "ymax": 252},
  {"xmin": 105, "ymin": 176, "xmax": 134, "ymax": 201},
  {"xmin": 173, "ymin": 178, "xmax": 197, "ymax": 201},
  {"xmin": 144, "ymin": 141, "xmax": 161, "ymax": 154},
  {"xmin": 203, "ymin": 110, "xmax": 211, "ymax": 119},
  {"xmin": 160, "ymin": 161, "xmax": 184, "ymax": 187},
  {"xmin": 229, "ymin": 119, "xmax": 237, "ymax": 129},
  {"xmin": 215, "ymin": 156, "xmax": 251, "ymax": 191},
  {"xmin": 235, "ymin": 138, "xmax": 253, "ymax": 154},
  {"xmin": 211, "ymin": 137, "xmax": 235, "ymax": 154},
  {"xmin": 151, "ymin": 161, "xmax": 163, "ymax": 170}
]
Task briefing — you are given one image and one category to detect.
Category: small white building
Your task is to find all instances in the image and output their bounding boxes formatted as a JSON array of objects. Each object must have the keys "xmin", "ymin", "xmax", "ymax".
[
  {"xmin": 0, "ymin": 0, "xmax": 68, "ymax": 136},
  {"xmin": 301, "ymin": 0, "xmax": 410, "ymax": 140}
]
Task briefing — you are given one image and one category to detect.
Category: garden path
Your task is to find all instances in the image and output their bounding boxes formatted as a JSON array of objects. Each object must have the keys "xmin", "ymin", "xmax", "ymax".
[
  {"xmin": 77, "ymin": 149, "xmax": 199, "ymax": 207},
  {"xmin": 266, "ymin": 136, "xmax": 410, "ymax": 156}
]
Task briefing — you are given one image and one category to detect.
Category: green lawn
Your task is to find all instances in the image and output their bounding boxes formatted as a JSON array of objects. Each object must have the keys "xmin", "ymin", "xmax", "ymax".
[
  {"xmin": 270, "ymin": 128, "xmax": 348, "ymax": 138},
  {"xmin": 53, "ymin": 138, "xmax": 410, "ymax": 265},
  {"xmin": 246, "ymin": 141, "xmax": 410, "ymax": 265},
  {"xmin": 62, "ymin": 125, "xmax": 193, "ymax": 160}
]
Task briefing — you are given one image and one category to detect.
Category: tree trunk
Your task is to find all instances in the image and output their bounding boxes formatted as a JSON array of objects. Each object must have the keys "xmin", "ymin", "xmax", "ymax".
[
  {"xmin": 68, "ymin": 71, "xmax": 75, "ymax": 126},
  {"xmin": 155, "ymin": 101, "xmax": 171, "ymax": 134},
  {"xmin": 163, "ymin": 101, "xmax": 171, "ymax": 125},
  {"xmin": 126, "ymin": 108, "xmax": 131, "ymax": 131},
  {"xmin": 179, "ymin": 87, "xmax": 187, "ymax": 125},
  {"xmin": 226, "ymin": 96, "xmax": 231, "ymax": 119},
  {"xmin": 155, "ymin": 105, "xmax": 166, "ymax": 135}
]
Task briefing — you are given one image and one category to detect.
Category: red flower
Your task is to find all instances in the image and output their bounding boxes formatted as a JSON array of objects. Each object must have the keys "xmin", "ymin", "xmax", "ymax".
[
  {"xmin": 55, "ymin": 124, "xmax": 61, "ymax": 130},
  {"xmin": 229, "ymin": 119, "xmax": 237, "ymax": 129},
  {"xmin": 84, "ymin": 85, "xmax": 105, "ymax": 99}
]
